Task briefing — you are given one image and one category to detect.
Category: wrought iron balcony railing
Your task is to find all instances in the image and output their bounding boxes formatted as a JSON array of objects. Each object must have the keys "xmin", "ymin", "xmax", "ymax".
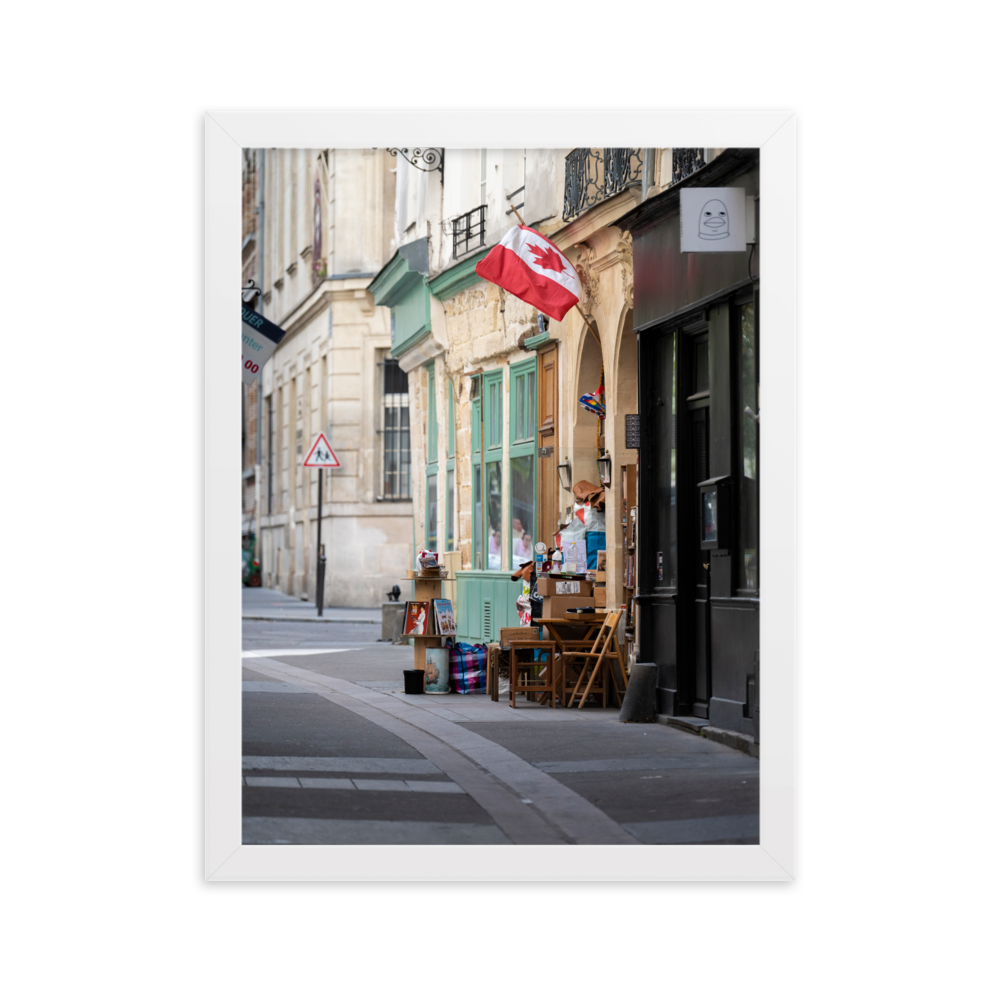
[
  {"xmin": 672, "ymin": 148, "xmax": 706, "ymax": 185},
  {"xmin": 453, "ymin": 204, "xmax": 487, "ymax": 258},
  {"xmin": 563, "ymin": 148, "xmax": 642, "ymax": 222}
]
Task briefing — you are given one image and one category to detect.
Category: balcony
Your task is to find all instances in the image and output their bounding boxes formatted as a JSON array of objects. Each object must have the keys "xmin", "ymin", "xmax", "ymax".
[
  {"xmin": 452, "ymin": 204, "xmax": 487, "ymax": 258},
  {"xmin": 563, "ymin": 148, "xmax": 643, "ymax": 223},
  {"xmin": 672, "ymin": 148, "xmax": 706, "ymax": 185}
]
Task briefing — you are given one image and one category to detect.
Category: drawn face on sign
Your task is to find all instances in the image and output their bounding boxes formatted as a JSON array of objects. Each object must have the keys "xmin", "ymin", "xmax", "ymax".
[{"xmin": 699, "ymin": 199, "xmax": 730, "ymax": 240}]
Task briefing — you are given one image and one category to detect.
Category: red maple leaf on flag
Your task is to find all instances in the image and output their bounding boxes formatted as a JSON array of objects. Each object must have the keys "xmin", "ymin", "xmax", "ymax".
[{"xmin": 526, "ymin": 242, "xmax": 566, "ymax": 273}]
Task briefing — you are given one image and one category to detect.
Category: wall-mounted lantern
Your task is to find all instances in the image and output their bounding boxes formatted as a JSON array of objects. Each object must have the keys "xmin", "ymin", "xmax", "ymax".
[
  {"xmin": 698, "ymin": 475, "xmax": 731, "ymax": 552},
  {"xmin": 596, "ymin": 451, "xmax": 612, "ymax": 487},
  {"xmin": 557, "ymin": 459, "xmax": 572, "ymax": 492}
]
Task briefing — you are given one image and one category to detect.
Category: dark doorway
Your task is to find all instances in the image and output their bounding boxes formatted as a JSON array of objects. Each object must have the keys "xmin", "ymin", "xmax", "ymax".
[{"xmin": 682, "ymin": 330, "xmax": 712, "ymax": 718}]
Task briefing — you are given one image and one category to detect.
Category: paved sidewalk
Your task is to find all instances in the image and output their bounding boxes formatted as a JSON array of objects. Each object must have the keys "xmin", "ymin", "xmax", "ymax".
[{"xmin": 242, "ymin": 585, "xmax": 381, "ymax": 623}]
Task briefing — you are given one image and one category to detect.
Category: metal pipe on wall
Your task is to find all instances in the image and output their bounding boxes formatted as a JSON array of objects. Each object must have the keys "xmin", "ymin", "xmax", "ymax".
[{"xmin": 255, "ymin": 148, "xmax": 265, "ymax": 568}]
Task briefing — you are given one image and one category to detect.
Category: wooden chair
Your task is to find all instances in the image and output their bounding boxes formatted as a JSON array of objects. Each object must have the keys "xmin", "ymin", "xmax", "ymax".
[
  {"xmin": 488, "ymin": 627, "xmax": 540, "ymax": 702},
  {"xmin": 508, "ymin": 640, "xmax": 558, "ymax": 708},
  {"xmin": 561, "ymin": 609, "xmax": 627, "ymax": 709},
  {"xmin": 486, "ymin": 644, "xmax": 503, "ymax": 701}
]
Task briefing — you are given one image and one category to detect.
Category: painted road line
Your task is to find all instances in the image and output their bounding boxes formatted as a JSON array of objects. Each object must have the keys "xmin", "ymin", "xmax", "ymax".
[
  {"xmin": 242, "ymin": 648, "xmax": 359, "ymax": 658},
  {"xmin": 296, "ymin": 777, "xmax": 354, "ymax": 790},
  {"xmin": 243, "ymin": 775, "xmax": 466, "ymax": 793},
  {"xmin": 242, "ymin": 681, "xmax": 311, "ymax": 693},
  {"xmin": 351, "ymin": 779, "xmax": 410, "ymax": 792},
  {"xmin": 246, "ymin": 657, "xmax": 638, "ymax": 846},
  {"xmin": 242, "ymin": 616, "xmax": 376, "ymax": 624},
  {"xmin": 242, "ymin": 816, "xmax": 510, "ymax": 845},
  {"xmin": 534, "ymin": 756, "xmax": 759, "ymax": 774},
  {"xmin": 622, "ymin": 814, "xmax": 759, "ymax": 844},
  {"xmin": 242, "ymin": 755, "xmax": 442, "ymax": 774}
]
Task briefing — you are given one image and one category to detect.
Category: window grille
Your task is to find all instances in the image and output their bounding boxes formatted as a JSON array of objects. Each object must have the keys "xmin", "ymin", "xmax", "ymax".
[
  {"xmin": 672, "ymin": 148, "xmax": 706, "ymax": 185},
  {"xmin": 453, "ymin": 204, "xmax": 487, "ymax": 258}
]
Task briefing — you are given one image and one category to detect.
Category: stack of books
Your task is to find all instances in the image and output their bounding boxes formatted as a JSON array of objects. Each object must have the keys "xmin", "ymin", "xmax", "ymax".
[{"xmin": 402, "ymin": 598, "xmax": 457, "ymax": 637}]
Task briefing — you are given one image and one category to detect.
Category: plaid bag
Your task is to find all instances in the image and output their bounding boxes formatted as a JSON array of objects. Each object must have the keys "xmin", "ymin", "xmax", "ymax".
[{"xmin": 448, "ymin": 641, "xmax": 489, "ymax": 694}]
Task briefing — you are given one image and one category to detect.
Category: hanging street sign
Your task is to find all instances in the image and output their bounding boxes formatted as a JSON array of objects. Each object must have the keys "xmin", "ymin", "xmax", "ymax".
[
  {"xmin": 241, "ymin": 304, "xmax": 287, "ymax": 384},
  {"xmin": 302, "ymin": 432, "xmax": 341, "ymax": 468},
  {"xmin": 680, "ymin": 187, "xmax": 749, "ymax": 253}
]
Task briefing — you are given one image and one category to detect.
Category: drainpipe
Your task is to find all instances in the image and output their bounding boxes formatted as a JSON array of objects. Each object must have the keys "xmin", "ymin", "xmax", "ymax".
[{"xmin": 255, "ymin": 149, "xmax": 265, "ymax": 569}]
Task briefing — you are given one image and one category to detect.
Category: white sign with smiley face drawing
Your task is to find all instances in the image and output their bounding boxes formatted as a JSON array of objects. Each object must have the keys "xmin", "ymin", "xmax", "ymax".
[{"xmin": 680, "ymin": 187, "xmax": 748, "ymax": 253}]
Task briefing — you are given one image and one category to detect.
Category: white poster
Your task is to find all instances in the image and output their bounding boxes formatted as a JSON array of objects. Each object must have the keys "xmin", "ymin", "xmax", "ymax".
[{"xmin": 680, "ymin": 187, "xmax": 747, "ymax": 253}]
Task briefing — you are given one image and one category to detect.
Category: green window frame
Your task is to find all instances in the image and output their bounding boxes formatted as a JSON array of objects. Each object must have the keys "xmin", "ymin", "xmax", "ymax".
[
  {"xmin": 508, "ymin": 358, "xmax": 537, "ymax": 567},
  {"xmin": 472, "ymin": 369, "xmax": 503, "ymax": 570},
  {"xmin": 425, "ymin": 364, "xmax": 438, "ymax": 551},
  {"xmin": 446, "ymin": 379, "xmax": 455, "ymax": 551}
]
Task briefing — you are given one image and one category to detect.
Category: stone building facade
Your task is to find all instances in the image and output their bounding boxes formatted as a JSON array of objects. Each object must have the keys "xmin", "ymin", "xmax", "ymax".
[
  {"xmin": 369, "ymin": 148, "xmax": 718, "ymax": 642},
  {"xmin": 250, "ymin": 148, "xmax": 413, "ymax": 607}
]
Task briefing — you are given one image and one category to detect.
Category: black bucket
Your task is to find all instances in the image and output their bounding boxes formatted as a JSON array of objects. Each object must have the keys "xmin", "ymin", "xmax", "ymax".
[{"xmin": 403, "ymin": 669, "xmax": 425, "ymax": 695}]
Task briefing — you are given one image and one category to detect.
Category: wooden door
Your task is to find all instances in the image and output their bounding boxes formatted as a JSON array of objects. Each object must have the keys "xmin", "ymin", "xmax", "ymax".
[{"xmin": 537, "ymin": 342, "xmax": 559, "ymax": 552}]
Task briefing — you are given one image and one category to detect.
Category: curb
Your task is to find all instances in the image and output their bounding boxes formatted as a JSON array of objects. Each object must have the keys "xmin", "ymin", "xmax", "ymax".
[
  {"xmin": 700, "ymin": 726, "xmax": 759, "ymax": 758},
  {"xmin": 242, "ymin": 615, "xmax": 378, "ymax": 625},
  {"xmin": 656, "ymin": 715, "xmax": 759, "ymax": 758}
]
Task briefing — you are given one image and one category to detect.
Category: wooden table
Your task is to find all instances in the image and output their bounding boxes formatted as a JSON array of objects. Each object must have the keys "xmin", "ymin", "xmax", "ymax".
[
  {"xmin": 530, "ymin": 617, "xmax": 601, "ymax": 707},
  {"xmin": 533, "ymin": 617, "xmax": 603, "ymax": 652}
]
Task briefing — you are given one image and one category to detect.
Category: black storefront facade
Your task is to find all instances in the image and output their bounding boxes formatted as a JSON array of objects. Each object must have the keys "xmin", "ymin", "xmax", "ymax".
[{"xmin": 616, "ymin": 148, "xmax": 760, "ymax": 740}]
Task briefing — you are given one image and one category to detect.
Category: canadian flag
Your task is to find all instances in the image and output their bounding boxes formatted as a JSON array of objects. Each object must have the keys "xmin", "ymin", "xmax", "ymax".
[{"xmin": 475, "ymin": 225, "xmax": 581, "ymax": 321}]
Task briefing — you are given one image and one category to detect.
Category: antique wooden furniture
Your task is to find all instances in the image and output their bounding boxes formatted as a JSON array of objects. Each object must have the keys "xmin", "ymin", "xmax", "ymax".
[
  {"xmin": 487, "ymin": 626, "xmax": 540, "ymax": 702},
  {"xmin": 508, "ymin": 640, "xmax": 558, "ymax": 708},
  {"xmin": 562, "ymin": 609, "xmax": 627, "ymax": 708},
  {"xmin": 404, "ymin": 570, "xmax": 449, "ymax": 674},
  {"xmin": 533, "ymin": 617, "xmax": 603, "ymax": 652}
]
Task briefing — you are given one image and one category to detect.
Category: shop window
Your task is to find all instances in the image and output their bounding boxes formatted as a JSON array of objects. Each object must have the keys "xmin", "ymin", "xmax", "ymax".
[
  {"xmin": 472, "ymin": 369, "xmax": 503, "ymax": 569},
  {"xmin": 381, "ymin": 357, "xmax": 411, "ymax": 500},
  {"xmin": 739, "ymin": 297, "xmax": 759, "ymax": 592},
  {"xmin": 425, "ymin": 364, "xmax": 438, "ymax": 549},
  {"xmin": 509, "ymin": 359, "xmax": 537, "ymax": 565},
  {"xmin": 446, "ymin": 381, "xmax": 455, "ymax": 551},
  {"xmin": 426, "ymin": 473, "xmax": 438, "ymax": 551}
]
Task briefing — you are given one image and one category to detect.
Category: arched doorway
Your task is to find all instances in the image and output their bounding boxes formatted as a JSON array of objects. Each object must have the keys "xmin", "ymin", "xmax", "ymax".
[{"xmin": 571, "ymin": 316, "xmax": 604, "ymax": 496}]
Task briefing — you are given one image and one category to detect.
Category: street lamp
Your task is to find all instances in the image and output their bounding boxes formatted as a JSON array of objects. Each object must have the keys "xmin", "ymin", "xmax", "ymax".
[
  {"xmin": 597, "ymin": 451, "xmax": 612, "ymax": 487},
  {"xmin": 557, "ymin": 458, "xmax": 572, "ymax": 491}
]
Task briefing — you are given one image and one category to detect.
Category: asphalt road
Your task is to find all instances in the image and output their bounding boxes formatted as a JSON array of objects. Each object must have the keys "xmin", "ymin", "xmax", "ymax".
[{"xmin": 242, "ymin": 593, "xmax": 759, "ymax": 845}]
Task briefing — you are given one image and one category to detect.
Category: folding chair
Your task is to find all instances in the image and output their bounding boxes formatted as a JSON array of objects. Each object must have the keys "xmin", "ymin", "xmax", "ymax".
[{"xmin": 561, "ymin": 609, "xmax": 627, "ymax": 708}]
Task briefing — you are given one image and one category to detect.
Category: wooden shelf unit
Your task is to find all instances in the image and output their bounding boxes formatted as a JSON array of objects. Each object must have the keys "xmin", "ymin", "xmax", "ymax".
[{"xmin": 408, "ymin": 573, "xmax": 448, "ymax": 671}]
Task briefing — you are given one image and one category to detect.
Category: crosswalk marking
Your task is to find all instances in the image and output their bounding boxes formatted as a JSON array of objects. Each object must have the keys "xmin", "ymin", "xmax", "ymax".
[
  {"xmin": 243, "ymin": 775, "xmax": 465, "ymax": 794},
  {"xmin": 242, "ymin": 755, "xmax": 442, "ymax": 774}
]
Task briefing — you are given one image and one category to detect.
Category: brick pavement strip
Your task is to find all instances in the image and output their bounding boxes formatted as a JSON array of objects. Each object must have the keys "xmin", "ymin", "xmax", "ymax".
[{"xmin": 245, "ymin": 656, "xmax": 639, "ymax": 846}]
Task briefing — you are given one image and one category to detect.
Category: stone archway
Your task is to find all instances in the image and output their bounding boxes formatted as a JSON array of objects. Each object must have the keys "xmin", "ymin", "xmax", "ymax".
[{"xmin": 571, "ymin": 316, "xmax": 604, "ymax": 495}]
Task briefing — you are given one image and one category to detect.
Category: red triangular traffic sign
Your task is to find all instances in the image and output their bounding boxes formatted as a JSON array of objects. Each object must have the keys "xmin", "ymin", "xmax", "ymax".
[{"xmin": 302, "ymin": 432, "xmax": 341, "ymax": 468}]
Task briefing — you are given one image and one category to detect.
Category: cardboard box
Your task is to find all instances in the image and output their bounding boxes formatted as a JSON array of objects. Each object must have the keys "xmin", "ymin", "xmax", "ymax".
[
  {"xmin": 541, "ymin": 594, "xmax": 597, "ymax": 619},
  {"xmin": 593, "ymin": 585, "xmax": 607, "ymax": 607},
  {"xmin": 537, "ymin": 577, "xmax": 593, "ymax": 597},
  {"xmin": 595, "ymin": 571, "xmax": 606, "ymax": 583}
]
